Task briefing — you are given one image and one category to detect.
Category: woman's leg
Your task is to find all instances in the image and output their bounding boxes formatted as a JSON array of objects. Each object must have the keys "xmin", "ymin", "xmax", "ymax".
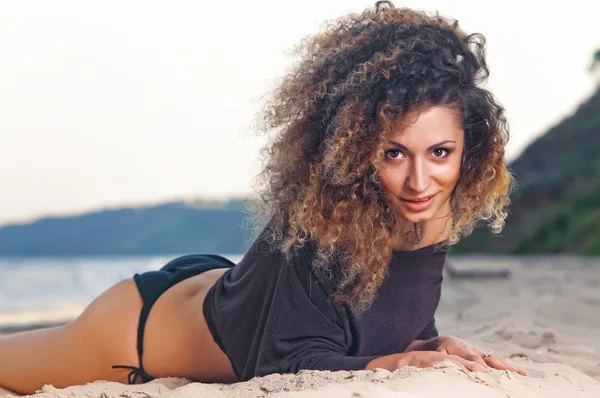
[{"xmin": 0, "ymin": 278, "xmax": 142, "ymax": 395}]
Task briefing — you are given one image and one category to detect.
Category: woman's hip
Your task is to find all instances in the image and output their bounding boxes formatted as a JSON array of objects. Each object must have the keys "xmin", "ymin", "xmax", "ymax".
[{"xmin": 129, "ymin": 254, "xmax": 236, "ymax": 382}]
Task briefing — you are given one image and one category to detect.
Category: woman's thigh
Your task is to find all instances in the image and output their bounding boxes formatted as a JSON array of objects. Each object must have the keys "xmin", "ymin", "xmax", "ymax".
[
  {"xmin": 75, "ymin": 277, "xmax": 142, "ymax": 375},
  {"xmin": 0, "ymin": 278, "xmax": 142, "ymax": 394}
]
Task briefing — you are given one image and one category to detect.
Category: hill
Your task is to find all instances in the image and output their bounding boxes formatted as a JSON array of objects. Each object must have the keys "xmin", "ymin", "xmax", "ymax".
[
  {"xmin": 0, "ymin": 199, "xmax": 251, "ymax": 256},
  {"xmin": 454, "ymin": 86, "xmax": 600, "ymax": 254}
]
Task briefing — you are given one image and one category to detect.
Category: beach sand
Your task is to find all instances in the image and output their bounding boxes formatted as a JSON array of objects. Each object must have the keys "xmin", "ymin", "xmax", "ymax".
[
  {"xmin": 2, "ymin": 362, "xmax": 598, "ymax": 398},
  {"xmin": 1, "ymin": 254, "xmax": 599, "ymax": 397}
]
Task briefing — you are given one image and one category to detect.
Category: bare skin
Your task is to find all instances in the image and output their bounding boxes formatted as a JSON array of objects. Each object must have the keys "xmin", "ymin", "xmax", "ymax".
[{"xmin": 0, "ymin": 268, "xmax": 235, "ymax": 395}]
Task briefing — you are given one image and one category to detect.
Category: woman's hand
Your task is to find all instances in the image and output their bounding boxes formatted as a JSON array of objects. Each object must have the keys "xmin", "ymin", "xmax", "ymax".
[
  {"xmin": 432, "ymin": 335, "xmax": 527, "ymax": 376},
  {"xmin": 365, "ymin": 350, "xmax": 489, "ymax": 373}
]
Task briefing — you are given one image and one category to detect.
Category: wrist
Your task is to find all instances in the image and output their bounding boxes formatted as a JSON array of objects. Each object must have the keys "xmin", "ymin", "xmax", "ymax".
[
  {"xmin": 395, "ymin": 351, "xmax": 414, "ymax": 368},
  {"xmin": 404, "ymin": 339, "xmax": 426, "ymax": 352},
  {"xmin": 365, "ymin": 352, "xmax": 413, "ymax": 371},
  {"xmin": 421, "ymin": 336, "xmax": 442, "ymax": 351},
  {"xmin": 405, "ymin": 337, "xmax": 441, "ymax": 352}
]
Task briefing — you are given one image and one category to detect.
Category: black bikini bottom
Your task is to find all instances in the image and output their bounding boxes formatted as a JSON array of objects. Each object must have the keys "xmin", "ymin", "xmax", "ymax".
[{"xmin": 112, "ymin": 254, "xmax": 235, "ymax": 384}]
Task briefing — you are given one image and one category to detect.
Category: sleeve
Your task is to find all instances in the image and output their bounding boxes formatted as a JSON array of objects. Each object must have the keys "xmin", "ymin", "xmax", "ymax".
[
  {"xmin": 257, "ymin": 259, "xmax": 379, "ymax": 375},
  {"xmin": 415, "ymin": 317, "xmax": 439, "ymax": 341}
]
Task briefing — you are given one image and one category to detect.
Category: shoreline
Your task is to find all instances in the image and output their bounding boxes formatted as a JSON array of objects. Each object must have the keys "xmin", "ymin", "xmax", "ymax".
[{"xmin": 0, "ymin": 306, "xmax": 84, "ymax": 334}]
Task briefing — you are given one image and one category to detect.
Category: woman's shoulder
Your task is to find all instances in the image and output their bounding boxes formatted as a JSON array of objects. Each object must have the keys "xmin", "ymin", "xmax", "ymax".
[
  {"xmin": 238, "ymin": 232, "xmax": 318, "ymax": 279},
  {"xmin": 239, "ymin": 218, "xmax": 315, "ymax": 265}
]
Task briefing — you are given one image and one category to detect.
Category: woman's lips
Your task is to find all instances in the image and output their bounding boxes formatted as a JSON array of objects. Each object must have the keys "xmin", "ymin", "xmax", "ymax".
[{"xmin": 400, "ymin": 193, "xmax": 437, "ymax": 211}]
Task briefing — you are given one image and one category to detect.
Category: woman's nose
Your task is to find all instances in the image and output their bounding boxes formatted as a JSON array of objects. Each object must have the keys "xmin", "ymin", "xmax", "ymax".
[{"xmin": 405, "ymin": 158, "xmax": 431, "ymax": 193}]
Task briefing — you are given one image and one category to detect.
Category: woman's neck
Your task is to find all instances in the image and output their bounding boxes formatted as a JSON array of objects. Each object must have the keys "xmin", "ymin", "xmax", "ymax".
[
  {"xmin": 391, "ymin": 203, "xmax": 453, "ymax": 251},
  {"xmin": 390, "ymin": 226, "xmax": 447, "ymax": 251}
]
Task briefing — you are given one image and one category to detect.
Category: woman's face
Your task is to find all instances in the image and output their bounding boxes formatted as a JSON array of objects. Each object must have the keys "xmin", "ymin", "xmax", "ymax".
[{"xmin": 379, "ymin": 105, "xmax": 464, "ymax": 224}]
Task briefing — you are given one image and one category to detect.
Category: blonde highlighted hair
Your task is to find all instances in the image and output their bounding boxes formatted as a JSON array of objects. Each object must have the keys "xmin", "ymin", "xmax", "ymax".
[{"xmin": 247, "ymin": 1, "xmax": 515, "ymax": 314}]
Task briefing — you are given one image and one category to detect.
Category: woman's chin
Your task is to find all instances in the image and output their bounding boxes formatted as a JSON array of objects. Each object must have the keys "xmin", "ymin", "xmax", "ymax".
[
  {"xmin": 395, "ymin": 206, "xmax": 436, "ymax": 223},
  {"xmin": 399, "ymin": 213, "xmax": 431, "ymax": 223}
]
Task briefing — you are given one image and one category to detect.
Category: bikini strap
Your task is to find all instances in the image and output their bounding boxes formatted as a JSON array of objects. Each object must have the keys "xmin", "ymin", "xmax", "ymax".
[
  {"xmin": 111, "ymin": 364, "xmax": 154, "ymax": 384},
  {"xmin": 112, "ymin": 292, "xmax": 155, "ymax": 384}
]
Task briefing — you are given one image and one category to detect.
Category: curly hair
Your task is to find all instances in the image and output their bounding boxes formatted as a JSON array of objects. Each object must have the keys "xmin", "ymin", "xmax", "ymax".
[{"xmin": 247, "ymin": 1, "xmax": 515, "ymax": 315}]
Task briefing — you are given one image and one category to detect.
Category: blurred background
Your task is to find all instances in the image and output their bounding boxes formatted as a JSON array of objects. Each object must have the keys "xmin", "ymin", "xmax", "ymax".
[{"xmin": 0, "ymin": 1, "xmax": 599, "ymax": 377}]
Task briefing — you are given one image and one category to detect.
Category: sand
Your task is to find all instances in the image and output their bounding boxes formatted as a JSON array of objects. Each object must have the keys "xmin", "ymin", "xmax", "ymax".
[
  {"xmin": 1, "ymin": 254, "xmax": 599, "ymax": 397},
  {"xmin": 2, "ymin": 363, "xmax": 598, "ymax": 398}
]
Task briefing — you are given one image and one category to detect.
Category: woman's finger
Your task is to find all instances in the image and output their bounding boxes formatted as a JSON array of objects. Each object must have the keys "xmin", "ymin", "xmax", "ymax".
[
  {"xmin": 449, "ymin": 355, "xmax": 489, "ymax": 373},
  {"xmin": 485, "ymin": 354, "xmax": 527, "ymax": 376},
  {"xmin": 498, "ymin": 357, "xmax": 528, "ymax": 376},
  {"xmin": 465, "ymin": 354, "xmax": 492, "ymax": 370},
  {"xmin": 462, "ymin": 359, "xmax": 489, "ymax": 373},
  {"xmin": 484, "ymin": 354, "xmax": 510, "ymax": 370}
]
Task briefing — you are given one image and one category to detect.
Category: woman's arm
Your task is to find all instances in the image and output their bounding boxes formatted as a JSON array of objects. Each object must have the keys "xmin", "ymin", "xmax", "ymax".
[{"xmin": 254, "ymin": 255, "xmax": 495, "ymax": 377}]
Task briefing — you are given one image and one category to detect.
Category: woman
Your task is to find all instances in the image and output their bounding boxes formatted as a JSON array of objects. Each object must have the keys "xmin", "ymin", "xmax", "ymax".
[{"xmin": 0, "ymin": 2, "xmax": 527, "ymax": 394}]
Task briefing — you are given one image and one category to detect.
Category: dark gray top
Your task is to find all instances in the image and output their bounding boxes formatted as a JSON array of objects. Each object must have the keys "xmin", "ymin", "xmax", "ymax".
[{"xmin": 203, "ymin": 227, "xmax": 449, "ymax": 381}]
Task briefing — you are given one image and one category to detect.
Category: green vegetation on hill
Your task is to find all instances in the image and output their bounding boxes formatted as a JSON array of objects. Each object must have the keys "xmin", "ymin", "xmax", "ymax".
[{"xmin": 454, "ymin": 83, "xmax": 600, "ymax": 254}]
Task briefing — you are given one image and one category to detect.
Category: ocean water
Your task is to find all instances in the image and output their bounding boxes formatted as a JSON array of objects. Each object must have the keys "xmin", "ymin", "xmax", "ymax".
[{"xmin": 0, "ymin": 254, "xmax": 244, "ymax": 326}]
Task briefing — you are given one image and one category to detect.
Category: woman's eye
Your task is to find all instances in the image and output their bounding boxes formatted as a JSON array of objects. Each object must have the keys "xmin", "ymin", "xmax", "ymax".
[
  {"xmin": 432, "ymin": 148, "xmax": 451, "ymax": 158},
  {"xmin": 385, "ymin": 149, "xmax": 404, "ymax": 159}
]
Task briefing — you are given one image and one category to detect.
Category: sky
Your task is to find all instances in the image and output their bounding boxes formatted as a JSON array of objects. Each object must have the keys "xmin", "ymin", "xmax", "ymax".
[{"xmin": 0, "ymin": 0, "xmax": 598, "ymax": 226}]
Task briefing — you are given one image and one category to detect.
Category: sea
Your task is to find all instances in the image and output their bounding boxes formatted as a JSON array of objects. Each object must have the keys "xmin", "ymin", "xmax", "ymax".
[{"xmin": 0, "ymin": 254, "xmax": 244, "ymax": 329}]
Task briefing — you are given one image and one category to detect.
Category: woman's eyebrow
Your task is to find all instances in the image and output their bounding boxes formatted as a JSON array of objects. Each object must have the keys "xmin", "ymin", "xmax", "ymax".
[{"xmin": 388, "ymin": 140, "xmax": 456, "ymax": 151}]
